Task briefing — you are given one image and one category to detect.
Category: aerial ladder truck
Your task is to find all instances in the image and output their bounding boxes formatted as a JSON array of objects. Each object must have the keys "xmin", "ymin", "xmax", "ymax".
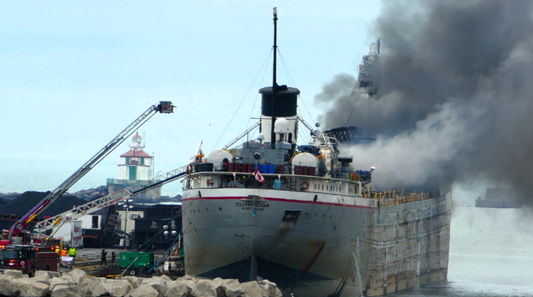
[{"xmin": 0, "ymin": 101, "xmax": 174, "ymax": 274}]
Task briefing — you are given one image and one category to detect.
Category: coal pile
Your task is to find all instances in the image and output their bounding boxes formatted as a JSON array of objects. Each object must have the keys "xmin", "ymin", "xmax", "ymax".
[
  {"xmin": 0, "ymin": 191, "xmax": 87, "ymax": 218},
  {"xmin": 0, "ymin": 193, "xmax": 18, "ymax": 207}
]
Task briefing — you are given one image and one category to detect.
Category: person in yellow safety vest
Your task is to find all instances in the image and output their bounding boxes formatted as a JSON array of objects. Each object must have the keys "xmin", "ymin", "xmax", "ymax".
[
  {"xmin": 55, "ymin": 246, "xmax": 60, "ymax": 263},
  {"xmin": 69, "ymin": 247, "xmax": 77, "ymax": 265}
]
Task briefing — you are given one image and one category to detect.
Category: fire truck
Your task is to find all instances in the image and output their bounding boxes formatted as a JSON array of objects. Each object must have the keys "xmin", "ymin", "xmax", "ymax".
[
  {"xmin": 1, "ymin": 244, "xmax": 59, "ymax": 274},
  {"xmin": 1, "ymin": 102, "xmax": 177, "ymax": 274},
  {"xmin": 0, "ymin": 231, "xmax": 59, "ymax": 274}
]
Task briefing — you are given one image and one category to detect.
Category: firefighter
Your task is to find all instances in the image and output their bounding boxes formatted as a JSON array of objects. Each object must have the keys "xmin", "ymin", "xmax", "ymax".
[
  {"xmin": 69, "ymin": 246, "xmax": 77, "ymax": 265},
  {"xmin": 101, "ymin": 248, "xmax": 108, "ymax": 266},
  {"xmin": 55, "ymin": 245, "xmax": 60, "ymax": 263}
]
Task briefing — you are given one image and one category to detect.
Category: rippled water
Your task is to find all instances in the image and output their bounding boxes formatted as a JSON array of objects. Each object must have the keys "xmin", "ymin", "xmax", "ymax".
[{"xmin": 391, "ymin": 206, "xmax": 533, "ymax": 297}]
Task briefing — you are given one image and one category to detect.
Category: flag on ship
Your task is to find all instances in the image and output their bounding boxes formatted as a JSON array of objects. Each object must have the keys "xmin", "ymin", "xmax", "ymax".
[{"xmin": 254, "ymin": 166, "xmax": 265, "ymax": 183}]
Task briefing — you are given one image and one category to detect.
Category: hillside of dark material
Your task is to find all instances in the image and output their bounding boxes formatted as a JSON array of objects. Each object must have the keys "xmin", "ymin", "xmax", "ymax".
[
  {"xmin": 0, "ymin": 193, "xmax": 19, "ymax": 200},
  {"xmin": 0, "ymin": 191, "xmax": 88, "ymax": 218}
]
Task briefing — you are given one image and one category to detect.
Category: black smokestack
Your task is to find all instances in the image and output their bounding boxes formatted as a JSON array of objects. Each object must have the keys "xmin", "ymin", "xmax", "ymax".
[{"xmin": 315, "ymin": 1, "xmax": 533, "ymax": 202}]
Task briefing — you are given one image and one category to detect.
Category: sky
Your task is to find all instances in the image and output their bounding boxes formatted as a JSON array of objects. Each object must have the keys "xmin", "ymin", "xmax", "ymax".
[{"xmin": 0, "ymin": 1, "xmax": 381, "ymax": 196}]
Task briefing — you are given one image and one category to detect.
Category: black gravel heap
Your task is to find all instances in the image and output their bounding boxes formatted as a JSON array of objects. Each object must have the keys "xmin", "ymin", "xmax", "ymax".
[{"xmin": 0, "ymin": 191, "xmax": 88, "ymax": 218}]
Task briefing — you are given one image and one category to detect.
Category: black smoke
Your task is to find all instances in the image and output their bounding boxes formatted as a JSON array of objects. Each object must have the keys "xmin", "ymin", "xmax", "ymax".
[{"xmin": 315, "ymin": 1, "xmax": 533, "ymax": 201}]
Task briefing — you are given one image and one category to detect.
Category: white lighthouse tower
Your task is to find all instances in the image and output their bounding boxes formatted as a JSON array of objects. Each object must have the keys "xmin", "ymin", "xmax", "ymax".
[
  {"xmin": 107, "ymin": 132, "xmax": 161, "ymax": 200},
  {"xmin": 118, "ymin": 132, "xmax": 153, "ymax": 181}
]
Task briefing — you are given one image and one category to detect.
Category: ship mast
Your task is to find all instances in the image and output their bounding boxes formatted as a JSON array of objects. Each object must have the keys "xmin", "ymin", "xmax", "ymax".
[{"xmin": 270, "ymin": 7, "xmax": 278, "ymax": 148}]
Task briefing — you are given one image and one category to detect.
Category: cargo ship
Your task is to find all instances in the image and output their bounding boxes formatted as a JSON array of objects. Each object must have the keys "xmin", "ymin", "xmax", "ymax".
[
  {"xmin": 475, "ymin": 188, "xmax": 522, "ymax": 208},
  {"xmin": 182, "ymin": 9, "xmax": 451, "ymax": 296}
]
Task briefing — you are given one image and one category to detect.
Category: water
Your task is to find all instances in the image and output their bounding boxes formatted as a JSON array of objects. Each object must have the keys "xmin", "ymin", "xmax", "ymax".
[
  {"xmin": 0, "ymin": 158, "xmax": 183, "ymax": 197},
  {"xmin": 390, "ymin": 206, "xmax": 533, "ymax": 297}
]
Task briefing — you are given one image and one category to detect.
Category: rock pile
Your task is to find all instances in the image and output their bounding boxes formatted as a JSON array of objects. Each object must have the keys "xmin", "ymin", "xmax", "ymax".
[{"xmin": 0, "ymin": 269, "xmax": 282, "ymax": 297}]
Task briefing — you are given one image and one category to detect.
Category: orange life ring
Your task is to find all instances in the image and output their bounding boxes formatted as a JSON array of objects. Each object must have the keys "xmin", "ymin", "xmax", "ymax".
[
  {"xmin": 301, "ymin": 181, "xmax": 309, "ymax": 190},
  {"xmin": 206, "ymin": 179, "xmax": 210, "ymax": 187}
]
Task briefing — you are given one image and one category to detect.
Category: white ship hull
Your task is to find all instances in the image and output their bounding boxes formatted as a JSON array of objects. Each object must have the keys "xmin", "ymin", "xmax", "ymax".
[{"xmin": 182, "ymin": 185, "xmax": 451, "ymax": 296}]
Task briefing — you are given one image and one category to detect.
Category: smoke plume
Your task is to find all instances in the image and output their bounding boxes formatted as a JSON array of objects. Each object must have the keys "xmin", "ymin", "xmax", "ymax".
[{"xmin": 315, "ymin": 1, "xmax": 533, "ymax": 201}]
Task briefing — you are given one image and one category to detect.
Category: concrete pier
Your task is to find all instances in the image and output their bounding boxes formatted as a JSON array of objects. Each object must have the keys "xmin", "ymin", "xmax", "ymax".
[{"xmin": 365, "ymin": 193, "xmax": 452, "ymax": 296}]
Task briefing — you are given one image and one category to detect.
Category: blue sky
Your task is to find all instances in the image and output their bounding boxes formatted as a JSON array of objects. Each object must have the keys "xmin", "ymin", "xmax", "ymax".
[{"xmin": 0, "ymin": 1, "xmax": 381, "ymax": 195}]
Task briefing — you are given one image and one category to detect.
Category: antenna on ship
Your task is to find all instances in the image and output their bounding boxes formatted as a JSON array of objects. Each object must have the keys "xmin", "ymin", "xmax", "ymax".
[
  {"xmin": 270, "ymin": 7, "xmax": 278, "ymax": 149},
  {"xmin": 259, "ymin": 8, "xmax": 300, "ymax": 148}
]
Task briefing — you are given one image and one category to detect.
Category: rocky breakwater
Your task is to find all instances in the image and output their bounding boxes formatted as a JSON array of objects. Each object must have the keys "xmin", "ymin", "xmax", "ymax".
[{"xmin": 0, "ymin": 269, "xmax": 282, "ymax": 297}]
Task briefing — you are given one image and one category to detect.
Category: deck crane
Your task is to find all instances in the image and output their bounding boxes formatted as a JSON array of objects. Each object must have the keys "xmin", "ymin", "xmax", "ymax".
[
  {"xmin": 222, "ymin": 121, "xmax": 260, "ymax": 150},
  {"xmin": 7, "ymin": 101, "xmax": 174, "ymax": 240}
]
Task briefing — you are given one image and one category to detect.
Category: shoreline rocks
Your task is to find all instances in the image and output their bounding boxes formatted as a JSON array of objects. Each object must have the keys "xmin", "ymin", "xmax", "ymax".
[{"xmin": 0, "ymin": 269, "xmax": 282, "ymax": 297}]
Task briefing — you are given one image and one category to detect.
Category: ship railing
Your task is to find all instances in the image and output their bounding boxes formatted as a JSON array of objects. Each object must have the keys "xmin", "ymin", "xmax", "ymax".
[
  {"xmin": 188, "ymin": 162, "xmax": 374, "ymax": 182},
  {"xmin": 374, "ymin": 190, "xmax": 432, "ymax": 207},
  {"xmin": 185, "ymin": 171, "xmax": 367, "ymax": 193}
]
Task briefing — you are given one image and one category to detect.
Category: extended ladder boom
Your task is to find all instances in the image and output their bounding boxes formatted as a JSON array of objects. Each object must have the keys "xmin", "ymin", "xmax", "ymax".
[
  {"xmin": 34, "ymin": 166, "xmax": 187, "ymax": 234},
  {"xmin": 9, "ymin": 101, "xmax": 174, "ymax": 238},
  {"xmin": 33, "ymin": 185, "xmax": 142, "ymax": 233},
  {"xmin": 153, "ymin": 165, "xmax": 187, "ymax": 182}
]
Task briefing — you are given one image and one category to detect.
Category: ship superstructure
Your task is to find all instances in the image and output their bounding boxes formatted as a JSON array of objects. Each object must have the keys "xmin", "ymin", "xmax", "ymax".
[{"xmin": 181, "ymin": 9, "xmax": 451, "ymax": 297}]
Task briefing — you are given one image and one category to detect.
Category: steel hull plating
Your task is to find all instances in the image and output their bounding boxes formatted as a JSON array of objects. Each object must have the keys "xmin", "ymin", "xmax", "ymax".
[{"xmin": 182, "ymin": 188, "xmax": 451, "ymax": 296}]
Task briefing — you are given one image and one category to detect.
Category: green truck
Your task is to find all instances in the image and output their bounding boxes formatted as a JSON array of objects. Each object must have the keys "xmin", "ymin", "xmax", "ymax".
[{"xmin": 119, "ymin": 252, "xmax": 154, "ymax": 275}]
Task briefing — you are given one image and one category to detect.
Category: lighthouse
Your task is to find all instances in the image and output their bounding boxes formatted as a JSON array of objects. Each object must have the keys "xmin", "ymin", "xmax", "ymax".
[
  {"xmin": 118, "ymin": 132, "xmax": 153, "ymax": 181},
  {"xmin": 107, "ymin": 132, "xmax": 161, "ymax": 200}
]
